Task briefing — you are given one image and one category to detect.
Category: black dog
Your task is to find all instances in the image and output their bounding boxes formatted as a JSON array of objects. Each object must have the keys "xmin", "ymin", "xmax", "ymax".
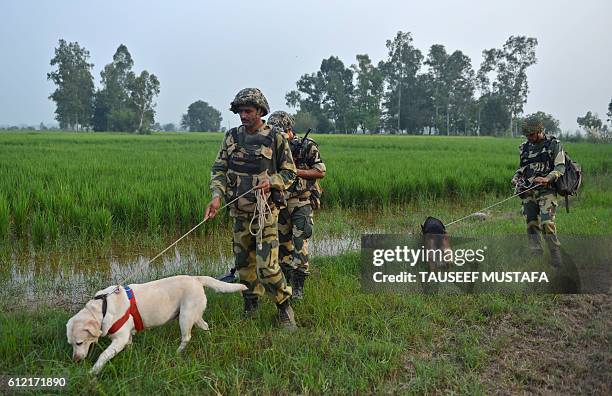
[
  {"xmin": 421, "ymin": 216, "xmax": 451, "ymax": 270},
  {"xmin": 421, "ymin": 216, "xmax": 446, "ymax": 235}
]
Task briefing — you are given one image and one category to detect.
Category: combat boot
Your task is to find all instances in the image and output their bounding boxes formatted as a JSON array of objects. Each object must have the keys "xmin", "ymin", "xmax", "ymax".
[
  {"xmin": 545, "ymin": 235, "xmax": 563, "ymax": 268},
  {"xmin": 291, "ymin": 270, "xmax": 306, "ymax": 301},
  {"xmin": 276, "ymin": 300, "xmax": 297, "ymax": 331},
  {"xmin": 243, "ymin": 296, "xmax": 259, "ymax": 317},
  {"xmin": 527, "ymin": 232, "xmax": 544, "ymax": 256}
]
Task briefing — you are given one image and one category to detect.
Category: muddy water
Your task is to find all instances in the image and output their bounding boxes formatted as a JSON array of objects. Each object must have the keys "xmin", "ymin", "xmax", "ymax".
[{"xmin": 1, "ymin": 210, "xmax": 396, "ymax": 309}]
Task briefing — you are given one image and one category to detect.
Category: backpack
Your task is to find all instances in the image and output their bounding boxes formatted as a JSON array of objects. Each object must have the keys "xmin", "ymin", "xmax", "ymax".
[{"xmin": 554, "ymin": 153, "xmax": 582, "ymax": 213}]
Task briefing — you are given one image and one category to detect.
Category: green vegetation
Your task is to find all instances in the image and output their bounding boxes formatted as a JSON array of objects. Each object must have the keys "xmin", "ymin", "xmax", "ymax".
[
  {"xmin": 1, "ymin": 254, "xmax": 608, "ymax": 394},
  {"xmin": 0, "ymin": 131, "xmax": 609, "ymax": 393},
  {"xmin": 0, "ymin": 131, "xmax": 610, "ymax": 248}
]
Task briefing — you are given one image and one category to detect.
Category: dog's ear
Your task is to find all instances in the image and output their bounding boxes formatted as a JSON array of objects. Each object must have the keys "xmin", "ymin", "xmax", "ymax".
[
  {"xmin": 85, "ymin": 320, "xmax": 102, "ymax": 338},
  {"xmin": 421, "ymin": 223, "xmax": 425, "ymax": 233}
]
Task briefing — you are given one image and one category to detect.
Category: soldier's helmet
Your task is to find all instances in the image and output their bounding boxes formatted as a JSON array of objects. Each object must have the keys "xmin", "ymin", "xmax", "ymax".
[
  {"xmin": 522, "ymin": 115, "xmax": 544, "ymax": 135},
  {"xmin": 230, "ymin": 88, "xmax": 270, "ymax": 116},
  {"xmin": 267, "ymin": 111, "xmax": 295, "ymax": 131}
]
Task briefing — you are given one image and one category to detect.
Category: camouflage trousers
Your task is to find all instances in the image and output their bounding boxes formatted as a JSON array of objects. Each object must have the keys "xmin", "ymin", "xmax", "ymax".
[
  {"xmin": 232, "ymin": 210, "xmax": 292, "ymax": 304},
  {"xmin": 278, "ymin": 203, "xmax": 313, "ymax": 276},
  {"xmin": 522, "ymin": 190, "xmax": 560, "ymax": 250}
]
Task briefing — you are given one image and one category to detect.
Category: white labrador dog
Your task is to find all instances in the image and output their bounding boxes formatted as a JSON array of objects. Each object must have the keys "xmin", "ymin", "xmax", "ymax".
[{"xmin": 66, "ymin": 275, "xmax": 246, "ymax": 374}]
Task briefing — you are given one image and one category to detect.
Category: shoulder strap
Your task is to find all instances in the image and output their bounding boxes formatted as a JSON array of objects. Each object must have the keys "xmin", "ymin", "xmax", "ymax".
[
  {"xmin": 230, "ymin": 127, "xmax": 239, "ymax": 145},
  {"xmin": 270, "ymin": 127, "xmax": 278, "ymax": 174}
]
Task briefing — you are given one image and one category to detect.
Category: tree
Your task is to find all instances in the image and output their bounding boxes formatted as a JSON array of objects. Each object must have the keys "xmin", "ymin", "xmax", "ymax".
[
  {"xmin": 163, "ymin": 123, "xmax": 177, "ymax": 132},
  {"xmin": 425, "ymin": 45, "xmax": 475, "ymax": 135},
  {"xmin": 607, "ymin": 98, "xmax": 612, "ymax": 124},
  {"xmin": 479, "ymin": 94, "xmax": 511, "ymax": 136},
  {"xmin": 352, "ymin": 54, "xmax": 383, "ymax": 133},
  {"xmin": 47, "ymin": 39, "xmax": 95, "ymax": 131},
  {"xmin": 379, "ymin": 31, "xmax": 424, "ymax": 133},
  {"xmin": 293, "ymin": 109, "xmax": 318, "ymax": 133},
  {"xmin": 181, "ymin": 100, "xmax": 222, "ymax": 132},
  {"xmin": 577, "ymin": 111, "xmax": 605, "ymax": 140},
  {"xmin": 477, "ymin": 36, "xmax": 538, "ymax": 136},
  {"xmin": 129, "ymin": 70, "xmax": 160, "ymax": 134},
  {"xmin": 319, "ymin": 56, "xmax": 356, "ymax": 133},
  {"xmin": 93, "ymin": 45, "xmax": 161, "ymax": 133},
  {"xmin": 93, "ymin": 44, "xmax": 135, "ymax": 131},
  {"xmin": 286, "ymin": 73, "xmax": 329, "ymax": 132},
  {"xmin": 522, "ymin": 111, "xmax": 560, "ymax": 134},
  {"xmin": 286, "ymin": 57, "xmax": 352, "ymax": 133}
]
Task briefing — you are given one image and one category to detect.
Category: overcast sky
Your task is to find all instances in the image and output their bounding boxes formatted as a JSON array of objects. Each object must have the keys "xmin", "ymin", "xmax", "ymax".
[{"xmin": 1, "ymin": 0, "xmax": 610, "ymax": 132}]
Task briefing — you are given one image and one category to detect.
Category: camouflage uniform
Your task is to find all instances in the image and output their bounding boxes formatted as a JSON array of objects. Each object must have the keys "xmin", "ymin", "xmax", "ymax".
[
  {"xmin": 210, "ymin": 121, "xmax": 296, "ymax": 306},
  {"xmin": 267, "ymin": 110, "xmax": 326, "ymax": 300},
  {"xmin": 278, "ymin": 136, "xmax": 325, "ymax": 277},
  {"xmin": 512, "ymin": 122, "xmax": 565, "ymax": 263}
]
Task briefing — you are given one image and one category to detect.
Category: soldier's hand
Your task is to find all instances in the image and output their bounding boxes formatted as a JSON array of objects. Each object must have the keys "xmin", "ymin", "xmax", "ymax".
[
  {"xmin": 254, "ymin": 179, "xmax": 271, "ymax": 193},
  {"xmin": 533, "ymin": 176, "xmax": 548, "ymax": 186},
  {"xmin": 205, "ymin": 196, "xmax": 221, "ymax": 220}
]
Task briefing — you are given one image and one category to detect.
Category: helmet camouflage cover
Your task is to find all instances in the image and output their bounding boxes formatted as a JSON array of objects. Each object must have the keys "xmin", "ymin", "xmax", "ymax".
[
  {"xmin": 229, "ymin": 88, "xmax": 270, "ymax": 116},
  {"xmin": 522, "ymin": 115, "xmax": 544, "ymax": 135},
  {"xmin": 267, "ymin": 111, "xmax": 295, "ymax": 131}
]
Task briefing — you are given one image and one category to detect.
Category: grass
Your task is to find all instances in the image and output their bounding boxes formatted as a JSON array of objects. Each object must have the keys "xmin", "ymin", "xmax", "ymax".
[
  {"xmin": 0, "ymin": 254, "xmax": 578, "ymax": 395},
  {"xmin": 0, "ymin": 131, "xmax": 610, "ymax": 247}
]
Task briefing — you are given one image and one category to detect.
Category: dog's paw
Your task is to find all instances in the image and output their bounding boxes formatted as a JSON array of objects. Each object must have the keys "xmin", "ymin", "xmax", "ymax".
[{"xmin": 197, "ymin": 319, "xmax": 209, "ymax": 331}]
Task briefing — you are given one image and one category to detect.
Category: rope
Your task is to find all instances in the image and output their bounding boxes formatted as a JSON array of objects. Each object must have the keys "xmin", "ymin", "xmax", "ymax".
[
  {"xmin": 446, "ymin": 184, "xmax": 540, "ymax": 227},
  {"xmin": 249, "ymin": 188, "xmax": 273, "ymax": 251},
  {"xmin": 101, "ymin": 185, "xmax": 260, "ymax": 297}
]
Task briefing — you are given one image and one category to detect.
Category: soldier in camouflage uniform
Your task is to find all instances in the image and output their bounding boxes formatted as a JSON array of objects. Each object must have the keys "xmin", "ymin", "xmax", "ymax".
[
  {"xmin": 511, "ymin": 115, "xmax": 565, "ymax": 266},
  {"xmin": 205, "ymin": 89, "xmax": 298, "ymax": 330},
  {"xmin": 267, "ymin": 111, "xmax": 326, "ymax": 300}
]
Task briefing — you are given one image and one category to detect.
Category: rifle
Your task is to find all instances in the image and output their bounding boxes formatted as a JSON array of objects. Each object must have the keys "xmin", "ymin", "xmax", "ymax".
[{"xmin": 291, "ymin": 128, "xmax": 312, "ymax": 166}]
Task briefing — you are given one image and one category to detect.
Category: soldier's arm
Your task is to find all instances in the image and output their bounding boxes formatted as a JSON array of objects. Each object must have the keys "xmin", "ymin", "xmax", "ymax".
[
  {"xmin": 297, "ymin": 142, "xmax": 326, "ymax": 180},
  {"xmin": 210, "ymin": 133, "xmax": 230, "ymax": 200},
  {"xmin": 545, "ymin": 140, "xmax": 566, "ymax": 182},
  {"xmin": 269, "ymin": 132, "xmax": 297, "ymax": 190}
]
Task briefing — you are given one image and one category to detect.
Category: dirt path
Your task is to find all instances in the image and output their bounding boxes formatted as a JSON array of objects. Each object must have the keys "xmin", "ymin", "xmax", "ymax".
[
  {"xmin": 397, "ymin": 295, "xmax": 611, "ymax": 394},
  {"xmin": 480, "ymin": 295, "xmax": 611, "ymax": 395}
]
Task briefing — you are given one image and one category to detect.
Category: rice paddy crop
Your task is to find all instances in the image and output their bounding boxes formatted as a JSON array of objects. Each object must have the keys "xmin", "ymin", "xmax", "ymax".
[{"xmin": 0, "ymin": 131, "xmax": 610, "ymax": 246}]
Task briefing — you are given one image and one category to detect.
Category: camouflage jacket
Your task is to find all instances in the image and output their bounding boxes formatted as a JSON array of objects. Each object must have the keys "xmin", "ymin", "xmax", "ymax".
[
  {"xmin": 513, "ymin": 134, "xmax": 565, "ymax": 192},
  {"xmin": 287, "ymin": 136, "xmax": 326, "ymax": 207},
  {"xmin": 210, "ymin": 123, "xmax": 296, "ymax": 216}
]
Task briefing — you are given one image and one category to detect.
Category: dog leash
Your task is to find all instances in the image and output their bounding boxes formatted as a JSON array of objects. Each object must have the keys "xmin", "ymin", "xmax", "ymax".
[
  {"xmin": 446, "ymin": 184, "xmax": 540, "ymax": 227},
  {"xmin": 96, "ymin": 185, "xmax": 261, "ymax": 298}
]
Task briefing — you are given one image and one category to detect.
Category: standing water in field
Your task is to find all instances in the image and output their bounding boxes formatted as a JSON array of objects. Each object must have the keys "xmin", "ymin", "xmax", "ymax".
[{"xmin": 0, "ymin": 212, "xmax": 383, "ymax": 309}]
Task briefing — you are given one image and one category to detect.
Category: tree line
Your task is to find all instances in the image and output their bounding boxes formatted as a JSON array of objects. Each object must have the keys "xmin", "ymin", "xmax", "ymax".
[
  {"xmin": 44, "ymin": 36, "xmax": 610, "ymax": 138},
  {"xmin": 47, "ymin": 39, "xmax": 224, "ymax": 134},
  {"xmin": 48, "ymin": 40, "xmax": 160, "ymax": 133},
  {"xmin": 286, "ymin": 31, "xmax": 546, "ymax": 136}
]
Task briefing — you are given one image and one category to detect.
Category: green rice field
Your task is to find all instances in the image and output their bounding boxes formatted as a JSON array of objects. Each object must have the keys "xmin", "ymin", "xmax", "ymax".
[{"xmin": 0, "ymin": 131, "xmax": 610, "ymax": 248}]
